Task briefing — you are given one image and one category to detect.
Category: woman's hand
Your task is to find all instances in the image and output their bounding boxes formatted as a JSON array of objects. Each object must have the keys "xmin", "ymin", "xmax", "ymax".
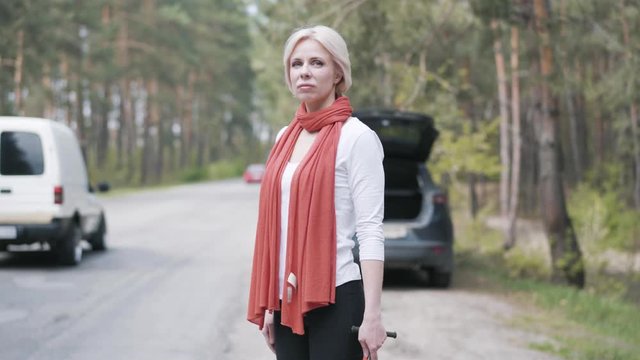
[
  {"xmin": 358, "ymin": 313, "xmax": 386, "ymax": 360},
  {"xmin": 358, "ymin": 260, "xmax": 386, "ymax": 359},
  {"xmin": 261, "ymin": 310, "xmax": 276, "ymax": 353}
]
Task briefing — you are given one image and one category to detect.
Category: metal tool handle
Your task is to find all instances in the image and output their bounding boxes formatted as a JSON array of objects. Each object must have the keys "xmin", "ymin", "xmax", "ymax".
[{"xmin": 350, "ymin": 325, "xmax": 397, "ymax": 339}]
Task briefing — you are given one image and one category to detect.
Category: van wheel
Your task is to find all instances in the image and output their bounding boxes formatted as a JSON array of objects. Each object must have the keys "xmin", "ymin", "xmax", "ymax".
[
  {"xmin": 428, "ymin": 269, "xmax": 451, "ymax": 289},
  {"xmin": 55, "ymin": 223, "xmax": 83, "ymax": 266},
  {"xmin": 89, "ymin": 214, "xmax": 107, "ymax": 251}
]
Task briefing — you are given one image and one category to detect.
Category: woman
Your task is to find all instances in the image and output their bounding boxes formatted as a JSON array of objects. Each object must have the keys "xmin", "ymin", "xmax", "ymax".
[{"xmin": 247, "ymin": 25, "xmax": 387, "ymax": 360}]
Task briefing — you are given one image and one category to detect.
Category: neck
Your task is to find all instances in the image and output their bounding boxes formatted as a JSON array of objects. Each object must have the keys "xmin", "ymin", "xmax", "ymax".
[{"xmin": 304, "ymin": 94, "xmax": 337, "ymax": 113}]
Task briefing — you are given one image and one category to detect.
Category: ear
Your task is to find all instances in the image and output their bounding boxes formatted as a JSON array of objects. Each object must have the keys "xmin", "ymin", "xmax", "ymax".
[{"xmin": 334, "ymin": 72, "xmax": 343, "ymax": 84}]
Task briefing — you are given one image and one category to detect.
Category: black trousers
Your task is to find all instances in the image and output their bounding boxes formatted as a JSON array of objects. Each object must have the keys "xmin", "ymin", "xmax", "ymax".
[{"xmin": 274, "ymin": 280, "xmax": 365, "ymax": 360}]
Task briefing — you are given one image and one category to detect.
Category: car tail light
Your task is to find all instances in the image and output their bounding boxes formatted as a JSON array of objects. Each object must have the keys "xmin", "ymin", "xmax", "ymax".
[
  {"xmin": 432, "ymin": 245, "xmax": 445, "ymax": 255},
  {"xmin": 54, "ymin": 186, "xmax": 64, "ymax": 205},
  {"xmin": 433, "ymin": 193, "xmax": 447, "ymax": 205}
]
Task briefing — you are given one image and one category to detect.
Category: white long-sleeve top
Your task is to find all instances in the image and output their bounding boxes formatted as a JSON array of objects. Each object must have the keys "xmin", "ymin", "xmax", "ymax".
[{"xmin": 277, "ymin": 117, "xmax": 385, "ymax": 297}]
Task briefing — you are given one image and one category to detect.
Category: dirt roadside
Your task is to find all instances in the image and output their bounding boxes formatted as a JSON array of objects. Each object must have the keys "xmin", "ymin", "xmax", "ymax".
[
  {"xmin": 225, "ymin": 269, "xmax": 560, "ymax": 360},
  {"xmin": 372, "ymin": 270, "xmax": 560, "ymax": 360}
]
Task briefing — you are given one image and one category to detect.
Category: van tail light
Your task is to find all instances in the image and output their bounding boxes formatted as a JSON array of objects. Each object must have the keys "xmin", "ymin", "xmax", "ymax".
[
  {"xmin": 54, "ymin": 186, "xmax": 64, "ymax": 205},
  {"xmin": 432, "ymin": 193, "xmax": 447, "ymax": 205}
]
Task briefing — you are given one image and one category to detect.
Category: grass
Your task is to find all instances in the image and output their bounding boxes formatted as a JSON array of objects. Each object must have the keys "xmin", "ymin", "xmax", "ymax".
[
  {"xmin": 454, "ymin": 208, "xmax": 640, "ymax": 360},
  {"xmin": 94, "ymin": 158, "xmax": 247, "ymax": 198}
]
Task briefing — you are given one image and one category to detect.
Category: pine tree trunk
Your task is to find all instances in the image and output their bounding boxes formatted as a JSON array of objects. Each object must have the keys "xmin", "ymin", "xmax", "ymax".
[
  {"xmin": 96, "ymin": 3, "xmax": 111, "ymax": 168},
  {"xmin": 381, "ymin": 52, "xmax": 392, "ymax": 108},
  {"xmin": 140, "ymin": 91, "xmax": 150, "ymax": 186},
  {"xmin": 491, "ymin": 19, "xmax": 511, "ymax": 231},
  {"xmin": 140, "ymin": 77, "xmax": 159, "ymax": 185},
  {"xmin": 564, "ymin": 78, "xmax": 582, "ymax": 182},
  {"xmin": 0, "ymin": 57, "xmax": 7, "ymax": 114},
  {"xmin": 620, "ymin": 1, "xmax": 640, "ymax": 209},
  {"xmin": 14, "ymin": 29, "xmax": 24, "ymax": 115},
  {"xmin": 462, "ymin": 58, "xmax": 479, "ymax": 219},
  {"xmin": 506, "ymin": 25, "xmax": 521, "ymax": 249},
  {"xmin": 116, "ymin": 0, "xmax": 134, "ymax": 180},
  {"xmin": 149, "ymin": 78, "xmax": 161, "ymax": 182},
  {"xmin": 75, "ymin": 75, "xmax": 88, "ymax": 168},
  {"xmin": 631, "ymin": 103, "xmax": 640, "ymax": 209},
  {"xmin": 534, "ymin": 0, "xmax": 585, "ymax": 288},
  {"xmin": 560, "ymin": 0, "xmax": 583, "ymax": 183},
  {"xmin": 97, "ymin": 82, "xmax": 111, "ymax": 167},
  {"xmin": 522, "ymin": 100, "xmax": 538, "ymax": 216},
  {"xmin": 180, "ymin": 71, "xmax": 195, "ymax": 168},
  {"xmin": 42, "ymin": 64, "xmax": 55, "ymax": 119}
]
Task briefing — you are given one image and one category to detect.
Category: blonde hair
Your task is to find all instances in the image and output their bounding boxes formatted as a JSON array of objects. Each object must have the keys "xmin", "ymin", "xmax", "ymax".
[{"xmin": 283, "ymin": 25, "xmax": 352, "ymax": 96}]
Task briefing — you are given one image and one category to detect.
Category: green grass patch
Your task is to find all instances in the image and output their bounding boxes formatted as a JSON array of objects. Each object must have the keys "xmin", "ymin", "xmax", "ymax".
[{"xmin": 454, "ymin": 206, "xmax": 640, "ymax": 360}]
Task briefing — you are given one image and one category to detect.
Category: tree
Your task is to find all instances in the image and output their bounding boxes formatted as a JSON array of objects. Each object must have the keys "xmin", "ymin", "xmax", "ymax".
[{"xmin": 533, "ymin": 0, "xmax": 585, "ymax": 287}]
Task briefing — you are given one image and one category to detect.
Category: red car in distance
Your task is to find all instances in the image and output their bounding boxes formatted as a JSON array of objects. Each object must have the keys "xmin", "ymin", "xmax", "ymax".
[{"xmin": 243, "ymin": 163, "xmax": 265, "ymax": 183}]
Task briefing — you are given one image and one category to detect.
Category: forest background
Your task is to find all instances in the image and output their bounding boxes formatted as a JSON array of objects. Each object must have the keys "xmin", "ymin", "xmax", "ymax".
[{"xmin": 1, "ymin": 0, "xmax": 639, "ymax": 325}]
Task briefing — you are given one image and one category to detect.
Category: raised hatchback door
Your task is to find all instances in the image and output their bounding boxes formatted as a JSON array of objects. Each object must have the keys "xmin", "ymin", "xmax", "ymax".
[{"xmin": 353, "ymin": 109, "xmax": 439, "ymax": 162}]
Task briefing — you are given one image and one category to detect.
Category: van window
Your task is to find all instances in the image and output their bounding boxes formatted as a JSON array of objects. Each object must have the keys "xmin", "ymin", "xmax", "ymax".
[{"xmin": 0, "ymin": 131, "xmax": 45, "ymax": 175}]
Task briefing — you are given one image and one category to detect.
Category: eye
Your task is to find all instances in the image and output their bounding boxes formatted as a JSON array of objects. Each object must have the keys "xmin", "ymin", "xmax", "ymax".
[
  {"xmin": 291, "ymin": 60, "xmax": 302, "ymax": 68},
  {"xmin": 311, "ymin": 59, "xmax": 324, "ymax": 67}
]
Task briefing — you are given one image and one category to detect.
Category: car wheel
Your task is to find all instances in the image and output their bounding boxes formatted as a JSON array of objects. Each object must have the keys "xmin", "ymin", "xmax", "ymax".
[
  {"xmin": 89, "ymin": 214, "xmax": 107, "ymax": 251},
  {"xmin": 428, "ymin": 269, "xmax": 451, "ymax": 289},
  {"xmin": 54, "ymin": 223, "xmax": 83, "ymax": 266}
]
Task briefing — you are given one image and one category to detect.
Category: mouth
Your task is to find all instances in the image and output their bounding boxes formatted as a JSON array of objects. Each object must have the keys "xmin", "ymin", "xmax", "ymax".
[{"xmin": 297, "ymin": 84, "xmax": 314, "ymax": 90}]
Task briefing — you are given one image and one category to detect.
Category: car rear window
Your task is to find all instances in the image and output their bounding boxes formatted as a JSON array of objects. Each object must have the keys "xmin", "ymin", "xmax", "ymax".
[{"xmin": 0, "ymin": 131, "xmax": 45, "ymax": 175}]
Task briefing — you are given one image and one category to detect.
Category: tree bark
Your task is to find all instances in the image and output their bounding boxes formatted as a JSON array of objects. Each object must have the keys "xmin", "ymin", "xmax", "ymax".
[
  {"xmin": 150, "ymin": 78, "xmax": 161, "ymax": 182},
  {"xmin": 381, "ymin": 52, "xmax": 393, "ymax": 108},
  {"xmin": 13, "ymin": 29, "xmax": 24, "ymax": 115},
  {"xmin": 631, "ymin": 103, "xmax": 640, "ymax": 209},
  {"xmin": 506, "ymin": 25, "xmax": 521, "ymax": 250},
  {"xmin": 491, "ymin": 19, "xmax": 511, "ymax": 242},
  {"xmin": 594, "ymin": 57, "xmax": 608, "ymax": 166},
  {"xmin": 533, "ymin": 0, "xmax": 585, "ymax": 288},
  {"xmin": 42, "ymin": 64, "xmax": 55, "ymax": 119},
  {"xmin": 140, "ymin": 78, "xmax": 159, "ymax": 185},
  {"xmin": 97, "ymin": 83, "xmax": 111, "ymax": 167},
  {"xmin": 96, "ymin": 3, "xmax": 112, "ymax": 168},
  {"xmin": 116, "ymin": 0, "xmax": 134, "ymax": 179},
  {"xmin": 75, "ymin": 76, "xmax": 88, "ymax": 167},
  {"xmin": 620, "ymin": 0, "xmax": 640, "ymax": 209},
  {"xmin": 560, "ymin": 0, "xmax": 583, "ymax": 183},
  {"xmin": 180, "ymin": 71, "xmax": 196, "ymax": 168}
]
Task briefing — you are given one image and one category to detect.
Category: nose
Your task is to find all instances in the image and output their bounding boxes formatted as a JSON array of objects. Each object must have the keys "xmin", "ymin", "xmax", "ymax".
[{"xmin": 299, "ymin": 63, "xmax": 311, "ymax": 79}]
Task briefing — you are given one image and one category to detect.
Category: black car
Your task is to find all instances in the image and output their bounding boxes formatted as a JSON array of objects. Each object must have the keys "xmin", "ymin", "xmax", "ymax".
[{"xmin": 354, "ymin": 109, "xmax": 454, "ymax": 288}]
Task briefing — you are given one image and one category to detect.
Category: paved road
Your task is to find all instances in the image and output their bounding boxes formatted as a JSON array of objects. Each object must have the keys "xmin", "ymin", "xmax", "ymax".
[{"xmin": 0, "ymin": 180, "xmax": 557, "ymax": 360}]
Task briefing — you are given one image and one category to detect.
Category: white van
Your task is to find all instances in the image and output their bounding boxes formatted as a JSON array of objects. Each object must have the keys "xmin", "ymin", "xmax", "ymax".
[{"xmin": 0, "ymin": 116, "xmax": 108, "ymax": 265}]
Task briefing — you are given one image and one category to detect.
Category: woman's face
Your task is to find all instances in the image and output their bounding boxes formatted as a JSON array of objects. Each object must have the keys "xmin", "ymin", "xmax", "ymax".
[{"xmin": 288, "ymin": 39, "xmax": 342, "ymax": 113}]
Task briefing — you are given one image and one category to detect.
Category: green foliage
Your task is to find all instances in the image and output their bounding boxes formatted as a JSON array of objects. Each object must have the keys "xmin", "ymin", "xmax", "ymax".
[
  {"xmin": 520, "ymin": 283, "xmax": 640, "ymax": 354},
  {"xmin": 206, "ymin": 159, "xmax": 246, "ymax": 180},
  {"xmin": 568, "ymin": 164, "xmax": 640, "ymax": 252},
  {"xmin": 430, "ymin": 116, "xmax": 501, "ymax": 183},
  {"xmin": 1, "ymin": 0, "xmax": 255, "ymax": 187},
  {"xmin": 504, "ymin": 247, "xmax": 551, "ymax": 280},
  {"xmin": 181, "ymin": 167, "xmax": 210, "ymax": 183},
  {"xmin": 179, "ymin": 159, "xmax": 245, "ymax": 183}
]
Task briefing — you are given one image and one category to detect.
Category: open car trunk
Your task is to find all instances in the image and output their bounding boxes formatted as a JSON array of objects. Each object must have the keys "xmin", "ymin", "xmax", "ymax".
[
  {"xmin": 354, "ymin": 110, "xmax": 439, "ymax": 221},
  {"xmin": 384, "ymin": 158, "xmax": 423, "ymax": 220}
]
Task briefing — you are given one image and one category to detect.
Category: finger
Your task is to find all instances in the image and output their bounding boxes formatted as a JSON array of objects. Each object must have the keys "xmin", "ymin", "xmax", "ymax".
[
  {"xmin": 370, "ymin": 349, "xmax": 378, "ymax": 360},
  {"xmin": 360, "ymin": 342, "xmax": 370, "ymax": 360},
  {"xmin": 266, "ymin": 326, "xmax": 276, "ymax": 354},
  {"xmin": 268, "ymin": 324, "xmax": 275, "ymax": 345}
]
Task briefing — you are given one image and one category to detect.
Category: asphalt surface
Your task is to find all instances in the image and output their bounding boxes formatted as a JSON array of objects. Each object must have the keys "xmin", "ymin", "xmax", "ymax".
[{"xmin": 0, "ymin": 180, "xmax": 558, "ymax": 360}]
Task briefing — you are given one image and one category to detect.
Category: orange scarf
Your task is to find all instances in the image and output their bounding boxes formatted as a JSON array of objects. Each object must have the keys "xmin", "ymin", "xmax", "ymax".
[{"xmin": 247, "ymin": 96, "xmax": 352, "ymax": 335}]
